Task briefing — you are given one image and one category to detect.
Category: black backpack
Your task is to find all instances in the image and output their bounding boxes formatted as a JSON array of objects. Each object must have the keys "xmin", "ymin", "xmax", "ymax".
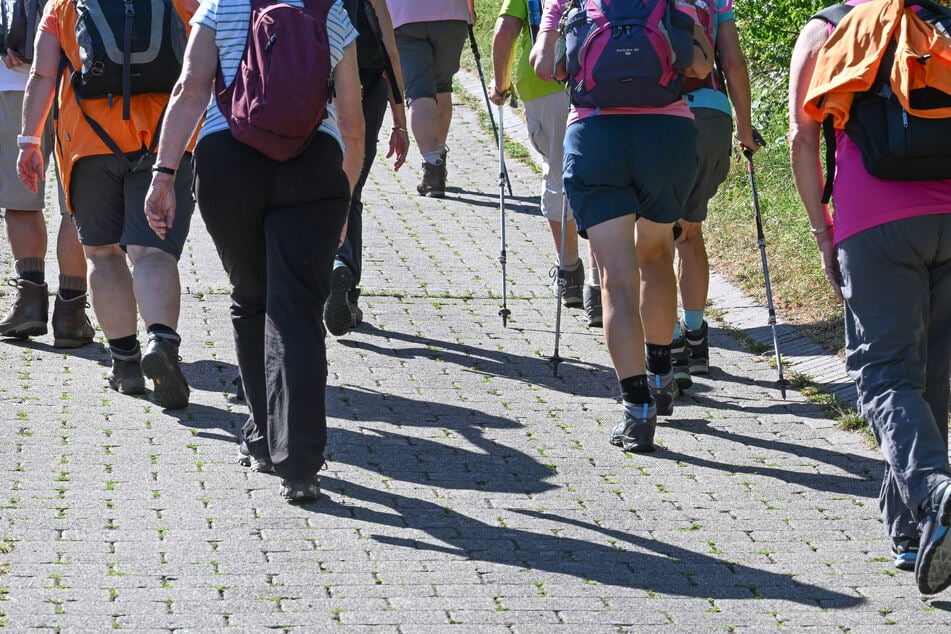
[
  {"xmin": 69, "ymin": 0, "xmax": 187, "ymax": 120},
  {"xmin": 812, "ymin": 0, "xmax": 951, "ymax": 203}
]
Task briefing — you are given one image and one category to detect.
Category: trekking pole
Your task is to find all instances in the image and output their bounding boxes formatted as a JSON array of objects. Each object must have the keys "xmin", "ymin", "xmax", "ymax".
[
  {"xmin": 467, "ymin": 25, "xmax": 513, "ymax": 196},
  {"xmin": 497, "ymin": 100, "xmax": 512, "ymax": 327},
  {"xmin": 743, "ymin": 131, "xmax": 790, "ymax": 399},
  {"xmin": 547, "ymin": 194, "xmax": 569, "ymax": 374}
]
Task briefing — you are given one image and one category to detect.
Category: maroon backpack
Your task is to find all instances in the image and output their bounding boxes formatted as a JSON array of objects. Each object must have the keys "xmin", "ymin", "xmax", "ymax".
[{"xmin": 215, "ymin": 0, "xmax": 334, "ymax": 162}]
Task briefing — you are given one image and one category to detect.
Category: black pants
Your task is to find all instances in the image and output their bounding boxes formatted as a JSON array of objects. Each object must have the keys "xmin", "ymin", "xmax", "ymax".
[
  {"xmin": 194, "ymin": 130, "xmax": 349, "ymax": 480},
  {"xmin": 335, "ymin": 71, "xmax": 390, "ymax": 289}
]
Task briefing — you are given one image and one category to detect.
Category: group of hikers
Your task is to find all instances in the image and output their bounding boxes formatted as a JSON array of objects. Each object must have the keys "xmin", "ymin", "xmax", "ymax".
[{"xmin": 0, "ymin": 0, "xmax": 949, "ymax": 597}]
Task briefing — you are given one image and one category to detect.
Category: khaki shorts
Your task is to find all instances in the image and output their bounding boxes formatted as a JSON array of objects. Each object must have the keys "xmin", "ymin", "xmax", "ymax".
[
  {"xmin": 395, "ymin": 20, "xmax": 467, "ymax": 102},
  {"xmin": 0, "ymin": 90, "xmax": 65, "ymax": 213}
]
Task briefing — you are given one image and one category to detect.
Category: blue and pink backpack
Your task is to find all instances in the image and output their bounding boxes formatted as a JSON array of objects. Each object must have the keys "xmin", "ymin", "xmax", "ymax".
[{"xmin": 561, "ymin": 0, "xmax": 696, "ymax": 108}]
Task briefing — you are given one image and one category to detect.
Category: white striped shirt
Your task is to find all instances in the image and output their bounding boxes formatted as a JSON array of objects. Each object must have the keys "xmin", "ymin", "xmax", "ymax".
[{"xmin": 192, "ymin": 0, "xmax": 358, "ymax": 150}]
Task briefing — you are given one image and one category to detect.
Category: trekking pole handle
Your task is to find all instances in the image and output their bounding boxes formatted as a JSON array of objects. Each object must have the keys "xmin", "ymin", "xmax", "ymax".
[{"xmin": 742, "ymin": 128, "xmax": 767, "ymax": 160}]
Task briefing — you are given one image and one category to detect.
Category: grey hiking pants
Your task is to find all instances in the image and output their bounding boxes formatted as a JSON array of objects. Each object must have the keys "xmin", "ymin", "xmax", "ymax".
[{"xmin": 838, "ymin": 213, "xmax": 951, "ymax": 539}]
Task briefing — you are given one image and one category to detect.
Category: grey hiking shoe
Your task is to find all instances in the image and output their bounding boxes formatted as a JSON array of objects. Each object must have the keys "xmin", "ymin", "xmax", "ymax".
[
  {"xmin": 893, "ymin": 535, "xmax": 919, "ymax": 572},
  {"xmin": 324, "ymin": 265, "xmax": 355, "ymax": 337},
  {"xmin": 684, "ymin": 320, "xmax": 710, "ymax": 375},
  {"xmin": 609, "ymin": 401, "xmax": 657, "ymax": 453},
  {"xmin": 648, "ymin": 369, "xmax": 680, "ymax": 417},
  {"xmin": 107, "ymin": 351, "xmax": 146, "ymax": 395},
  {"xmin": 583, "ymin": 283, "xmax": 602, "ymax": 327},
  {"xmin": 349, "ymin": 288, "xmax": 363, "ymax": 327},
  {"xmin": 561, "ymin": 262, "xmax": 584, "ymax": 308},
  {"xmin": 238, "ymin": 439, "xmax": 274, "ymax": 473},
  {"xmin": 916, "ymin": 481, "xmax": 951, "ymax": 594},
  {"xmin": 281, "ymin": 476, "xmax": 320, "ymax": 504},
  {"xmin": 141, "ymin": 332, "xmax": 190, "ymax": 410},
  {"xmin": 671, "ymin": 332, "xmax": 692, "ymax": 390}
]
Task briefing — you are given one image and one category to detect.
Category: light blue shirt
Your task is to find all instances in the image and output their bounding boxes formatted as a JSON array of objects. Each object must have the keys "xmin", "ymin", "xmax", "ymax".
[
  {"xmin": 686, "ymin": 0, "xmax": 734, "ymax": 115},
  {"xmin": 192, "ymin": 0, "xmax": 358, "ymax": 150}
]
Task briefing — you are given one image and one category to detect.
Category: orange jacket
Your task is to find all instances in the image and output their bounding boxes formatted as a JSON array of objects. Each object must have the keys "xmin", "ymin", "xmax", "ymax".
[
  {"xmin": 803, "ymin": 0, "xmax": 951, "ymax": 127},
  {"xmin": 44, "ymin": 0, "xmax": 197, "ymax": 211}
]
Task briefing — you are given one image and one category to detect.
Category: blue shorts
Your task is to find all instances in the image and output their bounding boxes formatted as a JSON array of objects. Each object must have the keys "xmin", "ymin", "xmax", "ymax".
[{"xmin": 563, "ymin": 114, "xmax": 698, "ymax": 235}]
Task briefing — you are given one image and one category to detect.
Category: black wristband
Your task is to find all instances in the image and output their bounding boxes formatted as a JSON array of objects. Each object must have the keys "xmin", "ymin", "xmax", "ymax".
[{"xmin": 152, "ymin": 165, "xmax": 176, "ymax": 176}]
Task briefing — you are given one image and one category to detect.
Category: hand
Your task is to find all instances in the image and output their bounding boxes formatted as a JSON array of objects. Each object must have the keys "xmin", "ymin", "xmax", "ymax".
[
  {"xmin": 816, "ymin": 231, "xmax": 843, "ymax": 302},
  {"xmin": 16, "ymin": 144, "xmax": 45, "ymax": 193},
  {"xmin": 489, "ymin": 85, "xmax": 511, "ymax": 106},
  {"xmin": 144, "ymin": 175, "xmax": 177, "ymax": 240},
  {"xmin": 3, "ymin": 49, "xmax": 25, "ymax": 69},
  {"xmin": 386, "ymin": 127, "xmax": 409, "ymax": 171},
  {"xmin": 738, "ymin": 127, "xmax": 764, "ymax": 157}
]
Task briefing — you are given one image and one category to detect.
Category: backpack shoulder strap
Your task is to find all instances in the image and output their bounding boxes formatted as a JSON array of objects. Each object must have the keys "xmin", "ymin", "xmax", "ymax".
[{"xmin": 811, "ymin": 4, "xmax": 853, "ymax": 27}]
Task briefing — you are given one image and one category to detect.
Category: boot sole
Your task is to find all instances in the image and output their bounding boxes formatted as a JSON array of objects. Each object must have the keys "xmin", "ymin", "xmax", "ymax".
[
  {"xmin": 917, "ymin": 487, "xmax": 951, "ymax": 594},
  {"xmin": 108, "ymin": 376, "xmax": 146, "ymax": 395},
  {"xmin": 54, "ymin": 336, "xmax": 94, "ymax": 349},
  {"xmin": 142, "ymin": 352, "xmax": 190, "ymax": 410},
  {"xmin": 0, "ymin": 321, "xmax": 48, "ymax": 338},
  {"xmin": 324, "ymin": 267, "xmax": 355, "ymax": 337}
]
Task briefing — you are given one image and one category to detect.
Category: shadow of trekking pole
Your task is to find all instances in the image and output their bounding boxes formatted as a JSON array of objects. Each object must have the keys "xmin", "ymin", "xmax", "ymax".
[{"xmin": 743, "ymin": 130, "xmax": 790, "ymax": 399}]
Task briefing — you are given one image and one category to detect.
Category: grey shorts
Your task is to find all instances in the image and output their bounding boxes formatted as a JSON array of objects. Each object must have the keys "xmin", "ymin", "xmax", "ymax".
[
  {"xmin": 682, "ymin": 108, "xmax": 733, "ymax": 223},
  {"xmin": 0, "ymin": 91, "xmax": 64, "ymax": 213},
  {"xmin": 69, "ymin": 153, "xmax": 195, "ymax": 259},
  {"xmin": 395, "ymin": 20, "xmax": 467, "ymax": 102}
]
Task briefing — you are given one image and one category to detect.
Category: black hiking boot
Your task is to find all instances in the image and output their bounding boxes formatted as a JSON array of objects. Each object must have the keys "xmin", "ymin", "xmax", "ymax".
[{"xmin": 142, "ymin": 332, "xmax": 190, "ymax": 410}]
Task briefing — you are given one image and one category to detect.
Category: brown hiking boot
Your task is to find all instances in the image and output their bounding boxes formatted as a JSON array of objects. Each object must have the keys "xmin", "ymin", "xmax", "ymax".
[
  {"xmin": 417, "ymin": 160, "xmax": 445, "ymax": 198},
  {"xmin": 0, "ymin": 279, "xmax": 49, "ymax": 338},
  {"xmin": 52, "ymin": 294, "xmax": 95, "ymax": 348}
]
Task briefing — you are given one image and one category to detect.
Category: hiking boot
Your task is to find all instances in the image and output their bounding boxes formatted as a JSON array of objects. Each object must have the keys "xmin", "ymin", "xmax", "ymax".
[
  {"xmin": 609, "ymin": 401, "xmax": 657, "ymax": 453},
  {"xmin": 0, "ymin": 279, "xmax": 49, "ymax": 338},
  {"xmin": 349, "ymin": 288, "xmax": 363, "ymax": 327},
  {"xmin": 281, "ymin": 476, "xmax": 320, "ymax": 503},
  {"xmin": 324, "ymin": 265, "xmax": 355, "ymax": 337},
  {"xmin": 648, "ymin": 369, "xmax": 680, "ymax": 417},
  {"xmin": 893, "ymin": 535, "xmax": 919, "ymax": 572},
  {"xmin": 916, "ymin": 481, "xmax": 951, "ymax": 594},
  {"xmin": 671, "ymin": 332, "xmax": 693, "ymax": 391},
  {"xmin": 561, "ymin": 262, "xmax": 584, "ymax": 308},
  {"xmin": 439, "ymin": 146, "xmax": 449, "ymax": 183},
  {"xmin": 107, "ymin": 351, "xmax": 146, "ymax": 395},
  {"xmin": 417, "ymin": 160, "xmax": 445, "ymax": 198},
  {"xmin": 51, "ymin": 294, "xmax": 95, "ymax": 348},
  {"xmin": 141, "ymin": 332, "xmax": 190, "ymax": 410},
  {"xmin": 238, "ymin": 439, "xmax": 274, "ymax": 473},
  {"xmin": 583, "ymin": 283, "xmax": 602, "ymax": 327},
  {"xmin": 683, "ymin": 320, "xmax": 710, "ymax": 375}
]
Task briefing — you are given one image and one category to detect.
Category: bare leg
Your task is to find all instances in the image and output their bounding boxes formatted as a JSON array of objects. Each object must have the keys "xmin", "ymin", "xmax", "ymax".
[
  {"xmin": 127, "ymin": 245, "xmax": 181, "ymax": 330},
  {"xmin": 84, "ymin": 244, "xmax": 137, "ymax": 339}
]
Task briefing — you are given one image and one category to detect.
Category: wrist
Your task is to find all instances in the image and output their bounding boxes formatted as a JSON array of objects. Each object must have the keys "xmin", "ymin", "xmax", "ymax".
[
  {"xmin": 151, "ymin": 165, "xmax": 176, "ymax": 176},
  {"xmin": 17, "ymin": 134, "xmax": 41, "ymax": 148},
  {"xmin": 811, "ymin": 223, "xmax": 833, "ymax": 237}
]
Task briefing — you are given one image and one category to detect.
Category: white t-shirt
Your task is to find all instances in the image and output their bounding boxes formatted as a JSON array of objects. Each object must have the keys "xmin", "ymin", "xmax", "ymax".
[{"xmin": 0, "ymin": 63, "xmax": 29, "ymax": 92}]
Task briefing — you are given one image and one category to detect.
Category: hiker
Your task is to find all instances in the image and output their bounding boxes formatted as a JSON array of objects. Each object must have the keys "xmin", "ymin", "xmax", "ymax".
[
  {"xmin": 672, "ymin": 0, "xmax": 757, "ymax": 389},
  {"xmin": 144, "ymin": 0, "xmax": 364, "ymax": 503},
  {"xmin": 384, "ymin": 0, "xmax": 474, "ymax": 198},
  {"xmin": 531, "ymin": 0, "xmax": 713, "ymax": 453},
  {"xmin": 0, "ymin": 0, "xmax": 93, "ymax": 348},
  {"xmin": 17, "ymin": 0, "xmax": 195, "ymax": 408},
  {"xmin": 325, "ymin": 0, "xmax": 408, "ymax": 337},
  {"xmin": 790, "ymin": 0, "xmax": 951, "ymax": 592},
  {"xmin": 489, "ymin": 0, "xmax": 602, "ymax": 327}
]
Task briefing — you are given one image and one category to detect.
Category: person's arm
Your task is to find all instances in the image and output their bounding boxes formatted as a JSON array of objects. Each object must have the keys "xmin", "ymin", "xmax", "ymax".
[
  {"xmin": 145, "ymin": 24, "xmax": 217, "ymax": 239},
  {"xmin": 467, "ymin": 0, "xmax": 476, "ymax": 25},
  {"xmin": 715, "ymin": 20, "xmax": 757, "ymax": 153},
  {"xmin": 335, "ymin": 42, "xmax": 366, "ymax": 193},
  {"xmin": 370, "ymin": 0, "xmax": 408, "ymax": 170},
  {"xmin": 530, "ymin": 28, "xmax": 563, "ymax": 83},
  {"xmin": 17, "ymin": 30, "xmax": 59, "ymax": 193},
  {"xmin": 788, "ymin": 19, "xmax": 841, "ymax": 301},
  {"xmin": 490, "ymin": 14, "xmax": 520, "ymax": 105}
]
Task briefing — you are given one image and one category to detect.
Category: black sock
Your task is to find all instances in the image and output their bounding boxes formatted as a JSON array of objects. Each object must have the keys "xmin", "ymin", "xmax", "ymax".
[
  {"xmin": 619, "ymin": 375, "xmax": 650, "ymax": 405},
  {"xmin": 108, "ymin": 336, "xmax": 140, "ymax": 356},
  {"xmin": 646, "ymin": 343, "xmax": 671, "ymax": 375}
]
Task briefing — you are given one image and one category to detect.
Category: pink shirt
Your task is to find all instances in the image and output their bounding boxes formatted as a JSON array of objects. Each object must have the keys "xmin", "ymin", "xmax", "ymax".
[
  {"xmin": 540, "ymin": 0, "xmax": 699, "ymax": 123},
  {"xmin": 385, "ymin": 0, "xmax": 471, "ymax": 29},
  {"xmin": 831, "ymin": 133, "xmax": 951, "ymax": 244}
]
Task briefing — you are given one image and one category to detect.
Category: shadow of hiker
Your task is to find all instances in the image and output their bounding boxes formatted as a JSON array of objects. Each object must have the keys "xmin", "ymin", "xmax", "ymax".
[
  {"xmin": 650, "ymin": 416, "xmax": 881, "ymax": 495},
  {"xmin": 326, "ymin": 385, "xmax": 558, "ymax": 495},
  {"xmin": 155, "ymin": 401, "xmax": 245, "ymax": 445},
  {"xmin": 313, "ymin": 477, "xmax": 864, "ymax": 608},
  {"xmin": 181, "ymin": 358, "xmax": 240, "ymax": 394},
  {"xmin": 337, "ymin": 324, "xmax": 616, "ymax": 398}
]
